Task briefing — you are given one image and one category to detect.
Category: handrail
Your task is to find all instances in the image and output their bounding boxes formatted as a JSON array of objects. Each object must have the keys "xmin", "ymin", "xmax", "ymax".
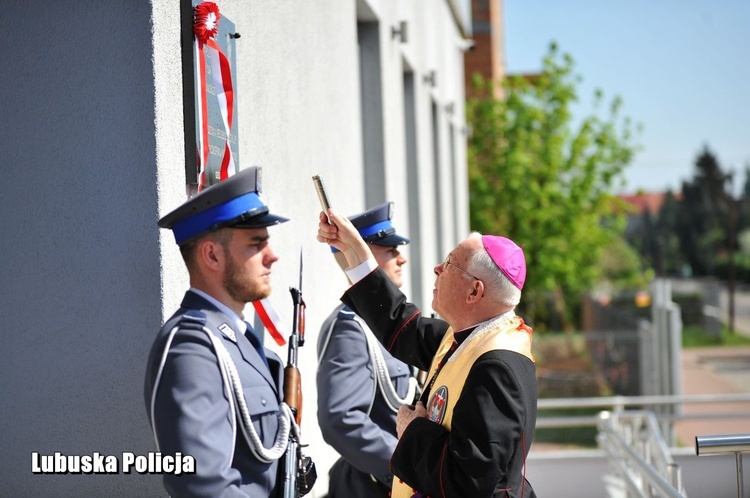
[
  {"xmin": 695, "ymin": 433, "xmax": 750, "ymax": 498},
  {"xmin": 600, "ymin": 431, "xmax": 684, "ymax": 498},
  {"xmin": 533, "ymin": 395, "xmax": 750, "ymax": 496},
  {"xmin": 536, "ymin": 393, "xmax": 750, "ymax": 429},
  {"xmin": 539, "ymin": 393, "xmax": 750, "ymax": 409},
  {"xmin": 643, "ymin": 411, "xmax": 675, "ymax": 477},
  {"xmin": 537, "ymin": 411, "xmax": 750, "ymax": 429},
  {"xmin": 598, "ymin": 410, "xmax": 686, "ymax": 498},
  {"xmin": 696, "ymin": 434, "xmax": 750, "ymax": 455}
]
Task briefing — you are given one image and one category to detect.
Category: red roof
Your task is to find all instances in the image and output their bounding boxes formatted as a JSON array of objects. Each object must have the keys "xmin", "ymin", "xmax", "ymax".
[{"xmin": 618, "ymin": 191, "xmax": 681, "ymax": 215}]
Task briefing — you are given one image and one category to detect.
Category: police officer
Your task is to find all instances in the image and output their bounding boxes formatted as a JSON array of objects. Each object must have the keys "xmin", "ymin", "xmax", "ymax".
[
  {"xmin": 317, "ymin": 202, "xmax": 419, "ymax": 498},
  {"xmin": 144, "ymin": 166, "xmax": 291, "ymax": 497}
]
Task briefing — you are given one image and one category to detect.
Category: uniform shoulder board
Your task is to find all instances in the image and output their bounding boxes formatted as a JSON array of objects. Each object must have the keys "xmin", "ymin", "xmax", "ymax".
[
  {"xmin": 336, "ymin": 308, "xmax": 357, "ymax": 320},
  {"xmin": 177, "ymin": 310, "xmax": 207, "ymax": 330}
]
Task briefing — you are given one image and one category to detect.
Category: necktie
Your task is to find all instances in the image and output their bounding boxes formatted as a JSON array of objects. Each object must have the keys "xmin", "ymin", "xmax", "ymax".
[{"xmin": 244, "ymin": 321, "xmax": 270, "ymax": 369}]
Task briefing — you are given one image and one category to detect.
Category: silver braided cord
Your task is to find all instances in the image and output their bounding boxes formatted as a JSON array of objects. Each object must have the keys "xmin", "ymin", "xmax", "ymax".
[
  {"xmin": 151, "ymin": 324, "xmax": 296, "ymax": 464},
  {"xmin": 318, "ymin": 314, "xmax": 417, "ymax": 414},
  {"xmin": 354, "ymin": 317, "xmax": 418, "ymax": 413},
  {"xmin": 209, "ymin": 332, "xmax": 295, "ymax": 463}
]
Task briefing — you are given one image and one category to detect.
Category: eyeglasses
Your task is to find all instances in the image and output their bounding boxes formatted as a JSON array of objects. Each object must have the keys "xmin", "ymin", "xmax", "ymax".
[{"xmin": 443, "ymin": 252, "xmax": 483, "ymax": 282}]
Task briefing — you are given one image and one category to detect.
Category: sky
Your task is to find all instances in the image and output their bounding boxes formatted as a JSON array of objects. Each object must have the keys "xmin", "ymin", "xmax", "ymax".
[{"xmin": 503, "ymin": 1, "xmax": 750, "ymax": 195}]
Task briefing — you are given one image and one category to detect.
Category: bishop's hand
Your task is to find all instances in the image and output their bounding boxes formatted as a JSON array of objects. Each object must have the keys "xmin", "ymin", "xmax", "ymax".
[
  {"xmin": 396, "ymin": 401, "xmax": 427, "ymax": 439},
  {"xmin": 316, "ymin": 209, "xmax": 373, "ymax": 269}
]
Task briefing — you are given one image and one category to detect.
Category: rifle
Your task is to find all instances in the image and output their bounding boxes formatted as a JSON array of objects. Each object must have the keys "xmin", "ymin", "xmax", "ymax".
[{"xmin": 283, "ymin": 249, "xmax": 316, "ymax": 498}]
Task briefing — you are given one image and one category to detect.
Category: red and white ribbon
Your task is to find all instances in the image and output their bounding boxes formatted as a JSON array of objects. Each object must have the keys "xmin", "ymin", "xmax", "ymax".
[
  {"xmin": 252, "ymin": 298, "xmax": 288, "ymax": 346},
  {"xmin": 193, "ymin": 2, "xmax": 236, "ymax": 191}
]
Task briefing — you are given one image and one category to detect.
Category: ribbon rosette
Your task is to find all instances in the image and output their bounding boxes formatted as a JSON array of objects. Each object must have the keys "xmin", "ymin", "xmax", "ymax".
[
  {"xmin": 193, "ymin": 2, "xmax": 220, "ymax": 44},
  {"xmin": 193, "ymin": 1, "xmax": 236, "ymax": 191}
]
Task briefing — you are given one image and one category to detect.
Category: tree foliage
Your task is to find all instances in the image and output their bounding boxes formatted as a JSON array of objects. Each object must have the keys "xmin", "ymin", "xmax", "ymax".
[
  {"xmin": 654, "ymin": 191, "xmax": 683, "ymax": 274},
  {"xmin": 598, "ymin": 236, "xmax": 654, "ymax": 290},
  {"xmin": 635, "ymin": 145, "xmax": 746, "ymax": 279},
  {"xmin": 674, "ymin": 147, "xmax": 733, "ymax": 275},
  {"xmin": 467, "ymin": 43, "xmax": 640, "ymax": 329}
]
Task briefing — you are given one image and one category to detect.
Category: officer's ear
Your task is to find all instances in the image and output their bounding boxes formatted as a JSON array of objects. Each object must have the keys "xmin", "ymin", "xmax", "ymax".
[{"xmin": 197, "ymin": 236, "xmax": 226, "ymax": 272}]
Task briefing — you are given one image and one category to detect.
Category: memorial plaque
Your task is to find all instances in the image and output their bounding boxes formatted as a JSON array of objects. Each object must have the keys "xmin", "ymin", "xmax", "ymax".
[{"xmin": 183, "ymin": 1, "xmax": 241, "ymax": 192}]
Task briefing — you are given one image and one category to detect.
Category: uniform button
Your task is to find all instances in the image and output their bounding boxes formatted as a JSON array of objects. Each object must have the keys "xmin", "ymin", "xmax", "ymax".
[
  {"xmin": 397, "ymin": 366, "xmax": 402, "ymax": 372},
  {"xmin": 261, "ymin": 398, "xmax": 267, "ymax": 406}
]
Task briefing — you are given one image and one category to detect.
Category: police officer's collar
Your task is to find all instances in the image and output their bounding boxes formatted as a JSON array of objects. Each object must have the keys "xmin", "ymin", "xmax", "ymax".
[{"xmin": 189, "ymin": 288, "xmax": 247, "ymax": 336}]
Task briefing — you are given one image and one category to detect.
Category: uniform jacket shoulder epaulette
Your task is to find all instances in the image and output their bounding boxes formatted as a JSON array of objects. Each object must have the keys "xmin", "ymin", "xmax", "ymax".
[
  {"xmin": 336, "ymin": 308, "xmax": 357, "ymax": 321},
  {"xmin": 176, "ymin": 310, "xmax": 208, "ymax": 330}
]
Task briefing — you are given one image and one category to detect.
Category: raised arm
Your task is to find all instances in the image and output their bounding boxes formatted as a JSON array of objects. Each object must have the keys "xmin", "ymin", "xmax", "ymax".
[{"xmin": 317, "ymin": 209, "xmax": 373, "ymax": 269}]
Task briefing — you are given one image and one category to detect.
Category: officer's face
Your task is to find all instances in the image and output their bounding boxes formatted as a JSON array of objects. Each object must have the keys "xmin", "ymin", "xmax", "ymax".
[
  {"xmin": 371, "ymin": 245, "xmax": 407, "ymax": 288},
  {"xmin": 222, "ymin": 228, "xmax": 279, "ymax": 304}
]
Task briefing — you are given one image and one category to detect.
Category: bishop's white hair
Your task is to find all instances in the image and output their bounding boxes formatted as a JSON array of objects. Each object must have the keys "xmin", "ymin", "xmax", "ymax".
[{"xmin": 466, "ymin": 232, "xmax": 522, "ymax": 308}]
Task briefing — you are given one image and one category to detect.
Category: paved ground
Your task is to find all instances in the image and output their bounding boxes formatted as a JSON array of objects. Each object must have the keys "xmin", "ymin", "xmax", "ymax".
[
  {"xmin": 674, "ymin": 346, "xmax": 750, "ymax": 447},
  {"xmin": 664, "ymin": 284, "xmax": 750, "ymax": 446}
]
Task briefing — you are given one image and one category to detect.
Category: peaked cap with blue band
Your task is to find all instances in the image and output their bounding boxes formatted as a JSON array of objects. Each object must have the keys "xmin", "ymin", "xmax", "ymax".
[
  {"xmin": 332, "ymin": 201, "xmax": 409, "ymax": 252},
  {"xmin": 158, "ymin": 166, "xmax": 289, "ymax": 245}
]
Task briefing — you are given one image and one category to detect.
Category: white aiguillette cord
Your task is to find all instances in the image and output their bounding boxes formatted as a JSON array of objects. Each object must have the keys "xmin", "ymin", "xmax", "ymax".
[
  {"xmin": 150, "ymin": 324, "xmax": 299, "ymax": 463},
  {"xmin": 356, "ymin": 317, "xmax": 419, "ymax": 412},
  {"xmin": 319, "ymin": 315, "xmax": 418, "ymax": 413}
]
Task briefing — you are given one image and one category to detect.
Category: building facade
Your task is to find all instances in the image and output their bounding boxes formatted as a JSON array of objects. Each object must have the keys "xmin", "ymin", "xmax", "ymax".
[{"xmin": 0, "ymin": 0, "xmax": 471, "ymax": 495}]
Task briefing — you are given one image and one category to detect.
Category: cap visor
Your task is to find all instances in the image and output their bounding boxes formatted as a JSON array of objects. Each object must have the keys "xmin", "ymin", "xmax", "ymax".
[
  {"xmin": 231, "ymin": 212, "xmax": 289, "ymax": 229},
  {"xmin": 369, "ymin": 233, "xmax": 409, "ymax": 246}
]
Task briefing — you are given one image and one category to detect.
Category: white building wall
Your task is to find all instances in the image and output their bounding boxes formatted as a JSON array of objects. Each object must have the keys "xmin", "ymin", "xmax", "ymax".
[
  {"xmin": 0, "ymin": 1, "xmax": 469, "ymax": 496},
  {"xmin": 0, "ymin": 3, "xmax": 165, "ymax": 496}
]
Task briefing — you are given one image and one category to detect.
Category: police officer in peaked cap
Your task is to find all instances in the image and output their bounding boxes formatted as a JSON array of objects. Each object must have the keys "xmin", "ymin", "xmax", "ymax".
[
  {"xmin": 317, "ymin": 202, "xmax": 420, "ymax": 498},
  {"xmin": 346, "ymin": 202, "xmax": 410, "ymax": 247},
  {"xmin": 144, "ymin": 166, "xmax": 293, "ymax": 497},
  {"xmin": 157, "ymin": 166, "xmax": 288, "ymax": 244}
]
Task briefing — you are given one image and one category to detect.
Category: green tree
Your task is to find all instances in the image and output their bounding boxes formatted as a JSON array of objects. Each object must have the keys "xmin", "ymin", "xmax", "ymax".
[
  {"xmin": 738, "ymin": 165, "xmax": 750, "ymax": 237},
  {"xmin": 654, "ymin": 190, "xmax": 683, "ymax": 275},
  {"xmin": 675, "ymin": 147, "xmax": 732, "ymax": 275},
  {"xmin": 599, "ymin": 236, "xmax": 653, "ymax": 289},
  {"xmin": 626, "ymin": 207, "xmax": 659, "ymax": 275},
  {"xmin": 467, "ymin": 43, "xmax": 640, "ymax": 330}
]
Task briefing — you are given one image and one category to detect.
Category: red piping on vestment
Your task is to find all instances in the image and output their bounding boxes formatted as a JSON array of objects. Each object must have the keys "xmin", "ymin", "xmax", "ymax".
[
  {"xmin": 439, "ymin": 443, "xmax": 448, "ymax": 498},
  {"xmin": 388, "ymin": 310, "xmax": 421, "ymax": 351},
  {"xmin": 521, "ymin": 432, "xmax": 527, "ymax": 497}
]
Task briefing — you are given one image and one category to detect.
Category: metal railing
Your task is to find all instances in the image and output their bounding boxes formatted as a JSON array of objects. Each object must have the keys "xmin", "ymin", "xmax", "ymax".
[
  {"xmin": 537, "ymin": 393, "xmax": 750, "ymax": 429},
  {"xmin": 598, "ymin": 410, "xmax": 686, "ymax": 497},
  {"xmin": 536, "ymin": 394, "xmax": 750, "ymax": 497},
  {"xmin": 695, "ymin": 433, "xmax": 750, "ymax": 498}
]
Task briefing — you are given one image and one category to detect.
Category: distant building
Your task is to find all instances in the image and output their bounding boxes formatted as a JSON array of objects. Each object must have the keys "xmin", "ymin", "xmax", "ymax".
[
  {"xmin": 618, "ymin": 191, "xmax": 682, "ymax": 236},
  {"xmin": 619, "ymin": 191, "xmax": 680, "ymax": 216},
  {"xmin": 465, "ymin": 0, "xmax": 506, "ymax": 99}
]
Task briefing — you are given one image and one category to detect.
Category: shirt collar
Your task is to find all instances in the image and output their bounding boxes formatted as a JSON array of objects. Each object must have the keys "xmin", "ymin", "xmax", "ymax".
[
  {"xmin": 453, "ymin": 327, "xmax": 475, "ymax": 345},
  {"xmin": 454, "ymin": 310, "xmax": 516, "ymax": 345},
  {"xmin": 190, "ymin": 287, "xmax": 248, "ymax": 334}
]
